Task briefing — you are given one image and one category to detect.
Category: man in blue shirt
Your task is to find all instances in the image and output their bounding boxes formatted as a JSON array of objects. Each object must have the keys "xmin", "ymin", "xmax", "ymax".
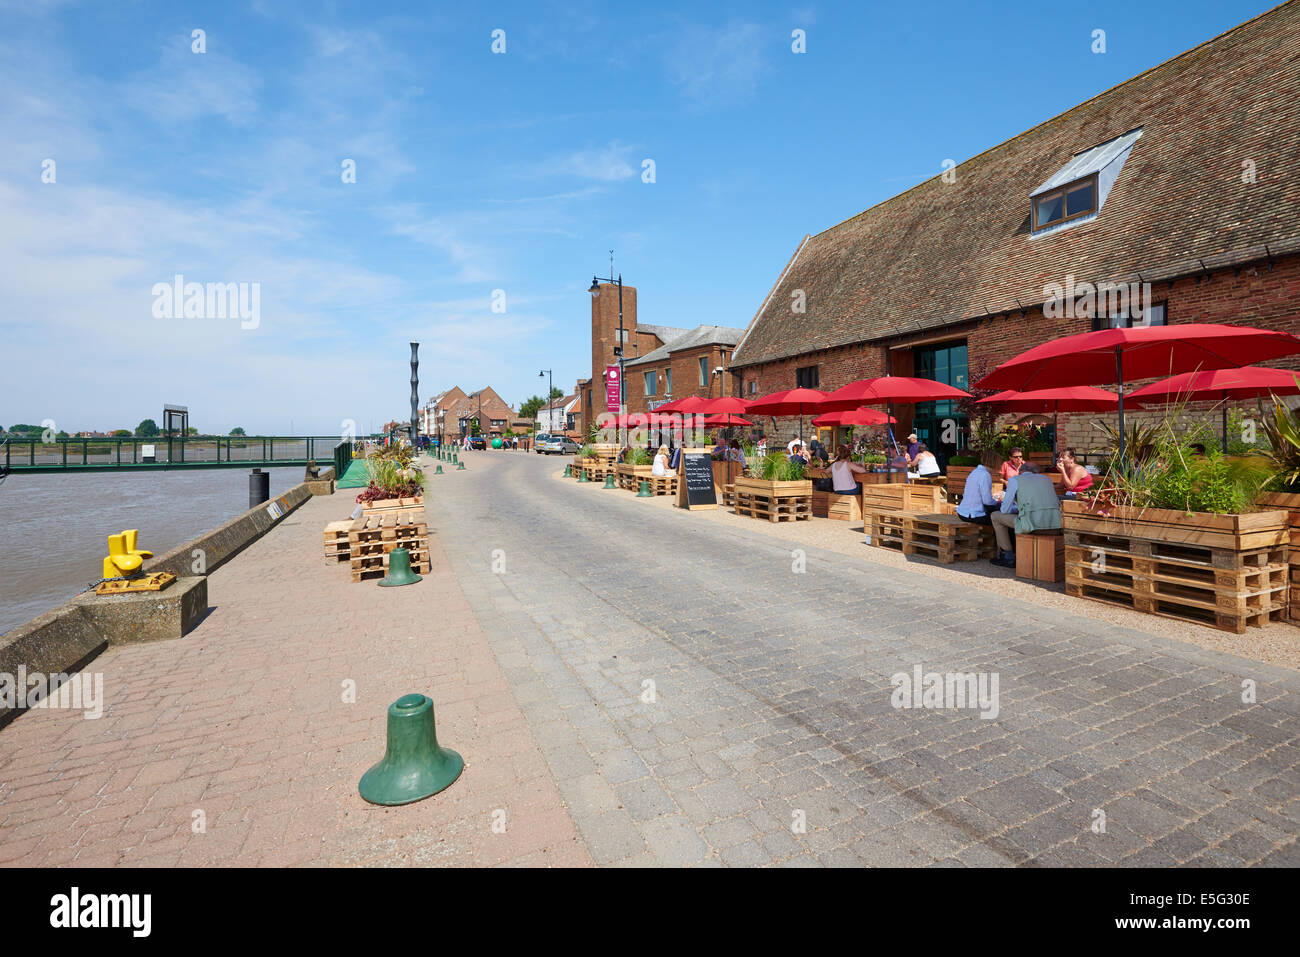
[
  {"xmin": 990, "ymin": 468, "xmax": 1023, "ymax": 567},
  {"xmin": 955, "ymin": 463, "xmax": 998, "ymax": 525}
]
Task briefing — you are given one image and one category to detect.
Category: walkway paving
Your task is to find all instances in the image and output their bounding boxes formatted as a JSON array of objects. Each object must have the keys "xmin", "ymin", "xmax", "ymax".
[
  {"xmin": 428, "ymin": 453, "xmax": 1299, "ymax": 867},
  {"xmin": 3, "ymin": 449, "xmax": 1298, "ymax": 867},
  {"xmin": 0, "ymin": 479, "xmax": 590, "ymax": 867}
]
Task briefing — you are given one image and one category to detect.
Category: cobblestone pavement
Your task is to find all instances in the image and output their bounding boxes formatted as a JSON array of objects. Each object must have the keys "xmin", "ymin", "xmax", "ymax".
[
  {"xmin": 0, "ymin": 484, "xmax": 590, "ymax": 867},
  {"xmin": 428, "ymin": 452, "xmax": 1300, "ymax": 866}
]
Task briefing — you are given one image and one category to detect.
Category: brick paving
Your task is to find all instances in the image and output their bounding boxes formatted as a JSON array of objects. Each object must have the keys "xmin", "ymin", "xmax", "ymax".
[
  {"xmin": 427, "ymin": 452, "xmax": 1300, "ymax": 866},
  {"xmin": 0, "ymin": 479, "xmax": 590, "ymax": 867}
]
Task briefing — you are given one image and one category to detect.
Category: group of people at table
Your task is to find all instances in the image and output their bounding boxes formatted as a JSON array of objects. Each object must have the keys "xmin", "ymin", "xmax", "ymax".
[{"xmin": 955, "ymin": 447, "xmax": 1093, "ymax": 567}]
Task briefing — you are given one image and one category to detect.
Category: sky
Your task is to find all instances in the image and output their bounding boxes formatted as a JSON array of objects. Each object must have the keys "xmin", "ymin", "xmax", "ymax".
[{"xmin": 0, "ymin": 0, "xmax": 1279, "ymax": 436}]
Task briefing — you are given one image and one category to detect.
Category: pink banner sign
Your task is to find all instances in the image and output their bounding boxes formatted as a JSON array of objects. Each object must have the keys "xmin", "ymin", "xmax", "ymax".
[{"xmin": 605, "ymin": 365, "xmax": 620, "ymax": 413}]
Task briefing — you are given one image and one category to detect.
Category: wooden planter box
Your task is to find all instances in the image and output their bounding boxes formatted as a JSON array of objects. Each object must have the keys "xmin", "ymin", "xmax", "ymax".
[
  {"xmin": 712, "ymin": 458, "xmax": 743, "ymax": 494},
  {"xmin": 362, "ymin": 495, "xmax": 424, "ymax": 512},
  {"xmin": 615, "ymin": 463, "xmax": 655, "ymax": 490},
  {"xmin": 1062, "ymin": 500, "xmax": 1289, "ymax": 633},
  {"xmin": 812, "ymin": 490, "xmax": 862, "ymax": 521},
  {"xmin": 733, "ymin": 476, "xmax": 812, "ymax": 522}
]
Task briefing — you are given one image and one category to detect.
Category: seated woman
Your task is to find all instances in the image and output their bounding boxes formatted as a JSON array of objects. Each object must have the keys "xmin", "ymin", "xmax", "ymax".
[
  {"xmin": 831, "ymin": 445, "xmax": 868, "ymax": 495},
  {"xmin": 1001, "ymin": 447, "xmax": 1024, "ymax": 481},
  {"xmin": 652, "ymin": 444, "xmax": 671, "ymax": 476},
  {"xmin": 907, "ymin": 442, "xmax": 941, "ymax": 480},
  {"xmin": 1056, "ymin": 448, "xmax": 1093, "ymax": 498}
]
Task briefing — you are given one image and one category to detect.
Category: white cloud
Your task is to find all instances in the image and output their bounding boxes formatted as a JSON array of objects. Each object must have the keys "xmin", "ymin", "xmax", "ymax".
[
  {"xmin": 552, "ymin": 142, "xmax": 638, "ymax": 181},
  {"xmin": 663, "ymin": 21, "xmax": 769, "ymax": 107}
]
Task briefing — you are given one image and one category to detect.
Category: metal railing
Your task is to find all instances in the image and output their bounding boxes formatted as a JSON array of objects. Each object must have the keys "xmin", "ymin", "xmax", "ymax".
[
  {"xmin": 333, "ymin": 439, "xmax": 354, "ymax": 479},
  {"xmin": 1, "ymin": 435, "xmax": 358, "ymax": 472}
]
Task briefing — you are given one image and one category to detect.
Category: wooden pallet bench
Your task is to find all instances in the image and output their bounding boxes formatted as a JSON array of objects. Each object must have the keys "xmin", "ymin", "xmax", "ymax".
[
  {"xmin": 734, "ymin": 488, "xmax": 811, "ymax": 522},
  {"xmin": 812, "ymin": 490, "xmax": 862, "ymax": 522},
  {"xmin": 722, "ymin": 484, "xmax": 735, "ymax": 507},
  {"xmin": 323, "ymin": 520, "xmax": 354, "ymax": 561},
  {"xmin": 900, "ymin": 513, "xmax": 996, "ymax": 563},
  {"xmin": 1064, "ymin": 527, "xmax": 1288, "ymax": 634},
  {"xmin": 866, "ymin": 509, "xmax": 907, "ymax": 551},
  {"xmin": 646, "ymin": 474, "xmax": 678, "ymax": 496},
  {"xmin": 861, "ymin": 483, "xmax": 947, "ymax": 515}
]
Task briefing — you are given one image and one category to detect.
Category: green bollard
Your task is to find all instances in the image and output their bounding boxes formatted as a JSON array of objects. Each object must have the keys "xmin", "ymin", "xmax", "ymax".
[
  {"xmin": 603, "ymin": 473, "xmax": 616, "ymax": 489},
  {"xmin": 637, "ymin": 479, "xmax": 652, "ymax": 497},
  {"xmin": 434, "ymin": 463, "xmax": 444, "ymax": 475},
  {"xmin": 378, "ymin": 547, "xmax": 422, "ymax": 586},
  {"xmin": 578, "ymin": 469, "xmax": 589, "ymax": 482},
  {"xmin": 358, "ymin": 694, "xmax": 464, "ymax": 806},
  {"xmin": 457, "ymin": 459, "xmax": 466, "ymax": 470},
  {"xmin": 564, "ymin": 464, "xmax": 571, "ymax": 477}
]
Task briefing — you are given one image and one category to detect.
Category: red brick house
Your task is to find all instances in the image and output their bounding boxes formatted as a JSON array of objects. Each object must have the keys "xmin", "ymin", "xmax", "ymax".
[
  {"xmin": 730, "ymin": 2, "xmax": 1300, "ymax": 461},
  {"xmin": 423, "ymin": 386, "xmax": 519, "ymax": 440}
]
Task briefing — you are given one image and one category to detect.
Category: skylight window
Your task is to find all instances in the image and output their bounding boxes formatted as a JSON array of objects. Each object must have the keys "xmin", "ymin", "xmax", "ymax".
[{"xmin": 1030, "ymin": 127, "xmax": 1142, "ymax": 235}]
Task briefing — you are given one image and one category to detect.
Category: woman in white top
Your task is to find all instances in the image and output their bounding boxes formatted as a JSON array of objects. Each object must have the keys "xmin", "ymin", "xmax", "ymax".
[
  {"xmin": 908, "ymin": 443, "xmax": 941, "ymax": 479},
  {"xmin": 652, "ymin": 445, "xmax": 670, "ymax": 477},
  {"xmin": 831, "ymin": 445, "xmax": 868, "ymax": 494}
]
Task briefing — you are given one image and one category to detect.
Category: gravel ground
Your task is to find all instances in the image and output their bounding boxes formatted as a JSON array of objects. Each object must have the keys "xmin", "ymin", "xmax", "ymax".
[{"xmin": 555, "ymin": 469, "xmax": 1300, "ymax": 672}]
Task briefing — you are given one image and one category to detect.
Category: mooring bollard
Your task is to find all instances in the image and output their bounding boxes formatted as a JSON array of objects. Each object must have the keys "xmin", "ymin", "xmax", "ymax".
[
  {"xmin": 434, "ymin": 463, "xmax": 444, "ymax": 475},
  {"xmin": 602, "ymin": 473, "xmax": 615, "ymax": 489},
  {"xmin": 578, "ymin": 469, "xmax": 589, "ymax": 482},
  {"xmin": 637, "ymin": 479, "xmax": 651, "ymax": 497},
  {"xmin": 378, "ymin": 547, "xmax": 422, "ymax": 586},
  {"xmin": 358, "ymin": 694, "xmax": 463, "ymax": 805}
]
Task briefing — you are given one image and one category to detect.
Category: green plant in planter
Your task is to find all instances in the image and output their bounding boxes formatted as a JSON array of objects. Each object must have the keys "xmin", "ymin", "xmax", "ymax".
[
  {"xmin": 757, "ymin": 450, "xmax": 804, "ymax": 481},
  {"xmin": 947, "ymin": 454, "xmax": 979, "ymax": 467},
  {"xmin": 579, "ymin": 443, "xmax": 595, "ymax": 459},
  {"xmin": 1261, "ymin": 396, "xmax": 1300, "ymax": 492},
  {"xmin": 1100, "ymin": 438, "xmax": 1273, "ymax": 514},
  {"xmin": 625, "ymin": 446, "xmax": 651, "ymax": 466}
]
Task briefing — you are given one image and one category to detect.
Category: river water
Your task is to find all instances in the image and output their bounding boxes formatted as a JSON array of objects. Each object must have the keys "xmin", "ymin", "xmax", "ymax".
[{"xmin": 0, "ymin": 467, "xmax": 305, "ymax": 635}]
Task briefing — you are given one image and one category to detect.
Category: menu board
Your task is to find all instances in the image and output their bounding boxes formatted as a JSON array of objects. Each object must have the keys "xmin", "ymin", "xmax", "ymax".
[{"xmin": 681, "ymin": 452, "xmax": 718, "ymax": 509}]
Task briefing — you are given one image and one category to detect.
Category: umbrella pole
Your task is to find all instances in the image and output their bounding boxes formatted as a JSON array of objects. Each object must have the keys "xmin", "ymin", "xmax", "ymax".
[
  {"xmin": 1221, "ymin": 390, "xmax": 1228, "ymax": 455},
  {"xmin": 1053, "ymin": 402, "xmax": 1059, "ymax": 458},
  {"xmin": 1115, "ymin": 346, "xmax": 1126, "ymax": 471}
]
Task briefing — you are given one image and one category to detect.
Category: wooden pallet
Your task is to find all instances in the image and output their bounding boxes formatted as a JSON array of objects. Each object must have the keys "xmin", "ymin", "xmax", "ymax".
[
  {"xmin": 616, "ymin": 465, "xmax": 655, "ymax": 491},
  {"xmin": 861, "ymin": 483, "xmax": 947, "ymax": 515},
  {"xmin": 1064, "ymin": 531, "xmax": 1287, "ymax": 634},
  {"xmin": 812, "ymin": 490, "xmax": 862, "ymax": 522},
  {"xmin": 734, "ymin": 489, "xmax": 811, "ymax": 522},
  {"xmin": 346, "ymin": 510, "xmax": 430, "ymax": 582},
  {"xmin": 867, "ymin": 509, "xmax": 907, "ymax": 551},
  {"xmin": 362, "ymin": 496, "xmax": 424, "ymax": 512},
  {"xmin": 647, "ymin": 474, "xmax": 678, "ymax": 496},
  {"xmin": 722, "ymin": 484, "xmax": 735, "ymax": 507},
  {"xmin": 323, "ymin": 520, "xmax": 354, "ymax": 561},
  {"xmin": 901, "ymin": 513, "xmax": 996, "ymax": 563}
]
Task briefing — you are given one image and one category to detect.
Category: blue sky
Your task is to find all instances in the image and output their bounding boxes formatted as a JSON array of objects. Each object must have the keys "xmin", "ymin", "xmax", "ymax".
[{"xmin": 0, "ymin": 0, "xmax": 1277, "ymax": 435}]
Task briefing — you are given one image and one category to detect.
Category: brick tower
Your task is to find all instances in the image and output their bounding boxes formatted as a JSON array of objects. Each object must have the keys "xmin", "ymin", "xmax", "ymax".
[{"xmin": 590, "ymin": 282, "xmax": 637, "ymax": 411}]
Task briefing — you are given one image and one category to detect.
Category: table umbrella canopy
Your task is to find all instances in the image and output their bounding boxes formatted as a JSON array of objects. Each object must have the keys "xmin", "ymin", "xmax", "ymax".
[
  {"xmin": 702, "ymin": 414, "xmax": 754, "ymax": 427},
  {"xmin": 975, "ymin": 386, "xmax": 1119, "ymax": 412},
  {"xmin": 696, "ymin": 396, "xmax": 751, "ymax": 415},
  {"xmin": 811, "ymin": 408, "xmax": 897, "ymax": 427},
  {"xmin": 821, "ymin": 376, "xmax": 972, "ymax": 412},
  {"xmin": 1125, "ymin": 367, "xmax": 1300, "ymax": 404},
  {"xmin": 745, "ymin": 388, "xmax": 828, "ymax": 416},
  {"xmin": 974, "ymin": 324, "xmax": 1300, "ymax": 392}
]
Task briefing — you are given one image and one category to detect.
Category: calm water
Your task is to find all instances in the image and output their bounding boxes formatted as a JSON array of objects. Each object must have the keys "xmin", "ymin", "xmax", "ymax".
[{"xmin": 0, "ymin": 468, "xmax": 304, "ymax": 635}]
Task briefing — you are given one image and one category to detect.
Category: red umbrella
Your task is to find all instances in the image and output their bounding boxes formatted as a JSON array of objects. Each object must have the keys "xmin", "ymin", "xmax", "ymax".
[
  {"xmin": 822, "ymin": 376, "xmax": 972, "ymax": 411},
  {"xmin": 746, "ymin": 388, "xmax": 828, "ymax": 442},
  {"xmin": 976, "ymin": 386, "xmax": 1119, "ymax": 454},
  {"xmin": 811, "ymin": 408, "xmax": 897, "ymax": 427},
  {"xmin": 702, "ymin": 414, "xmax": 753, "ymax": 427},
  {"xmin": 1126, "ymin": 367, "xmax": 1300, "ymax": 452},
  {"xmin": 974, "ymin": 324, "xmax": 1300, "ymax": 461}
]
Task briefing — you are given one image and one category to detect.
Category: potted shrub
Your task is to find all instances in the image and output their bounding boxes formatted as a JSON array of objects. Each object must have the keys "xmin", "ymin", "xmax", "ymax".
[
  {"xmin": 615, "ymin": 446, "xmax": 655, "ymax": 490},
  {"xmin": 357, "ymin": 448, "xmax": 425, "ymax": 510}
]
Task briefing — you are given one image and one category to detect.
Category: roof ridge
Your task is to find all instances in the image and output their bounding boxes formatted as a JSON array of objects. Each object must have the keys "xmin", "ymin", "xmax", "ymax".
[{"xmin": 812, "ymin": 0, "xmax": 1295, "ymax": 240}]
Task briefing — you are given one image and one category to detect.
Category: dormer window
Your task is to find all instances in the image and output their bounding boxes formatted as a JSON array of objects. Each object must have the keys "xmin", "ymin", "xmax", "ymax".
[
  {"xmin": 1033, "ymin": 175, "xmax": 1097, "ymax": 229},
  {"xmin": 1030, "ymin": 127, "xmax": 1142, "ymax": 236}
]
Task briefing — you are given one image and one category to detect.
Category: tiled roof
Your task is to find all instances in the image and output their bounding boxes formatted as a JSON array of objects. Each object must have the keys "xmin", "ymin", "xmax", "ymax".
[
  {"xmin": 626, "ymin": 324, "xmax": 746, "ymax": 367},
  {"xmin": 732, "ymin": 1, "xmax": 1300, "ymax": 368},
  {"xmin": 636, "ymin": 323, "xmax": 690, "ymax": 343}
]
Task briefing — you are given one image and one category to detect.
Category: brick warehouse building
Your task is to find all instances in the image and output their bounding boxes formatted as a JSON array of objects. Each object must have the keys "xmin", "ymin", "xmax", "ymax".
[
  {"xmin": 729, "ymin": 2, "xmax": 1300, "ymax": 461},
  {"xmin": 421, "ymin": 386, "xmax": 527, "ymax": 442},
  {"xmin": 576, "ymin": 281, "xmax": 745, "ymax": 432}
]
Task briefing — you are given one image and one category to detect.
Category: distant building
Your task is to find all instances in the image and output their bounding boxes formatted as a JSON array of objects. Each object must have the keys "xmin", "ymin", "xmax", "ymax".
[
  {"xmin": 537, "ymin": 394, "xmax": 579, "ymax": 434},
  {"xmin": 422, "ymin": 386, "xmax": 520, "ymax": 439}
]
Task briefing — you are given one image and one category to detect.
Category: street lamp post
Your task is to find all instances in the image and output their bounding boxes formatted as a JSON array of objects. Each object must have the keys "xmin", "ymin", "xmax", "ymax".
[{"xmin": 539, "ymin": 369, "xmax": 553, "ymax": 437}]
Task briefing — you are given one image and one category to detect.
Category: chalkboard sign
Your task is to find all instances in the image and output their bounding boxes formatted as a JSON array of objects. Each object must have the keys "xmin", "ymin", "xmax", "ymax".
[{"xmin": 681, "ymin": 452, "xmax": 718, "ymax": 509}]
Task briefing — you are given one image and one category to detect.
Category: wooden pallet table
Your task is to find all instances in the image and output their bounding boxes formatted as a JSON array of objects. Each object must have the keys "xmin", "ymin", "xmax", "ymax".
[
  {"xmin": 901, "ymin": 513, "xmax": 996, "ymax": 563},
  {"xmin": 1063, "ymin": 503, "xmax": 1289, "ymax": 633},
  {"xmin": 347, "ymin": 510, "xmax": 430, "ymax": 582},
  {"xmin": 861, "ymin": 483, "xmax": 947, "ymax": 515}
]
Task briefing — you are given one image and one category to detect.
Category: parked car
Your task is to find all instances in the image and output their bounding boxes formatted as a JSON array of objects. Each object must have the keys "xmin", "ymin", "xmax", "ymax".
[
  {"xmin": 537, "ymin": 434, "xmax": 580, "ymax": 454},
  {"xmin": 534, "ymin": 433, "xmax": 552, "ymax": 453},
  {"xmin": 469, "ymin": 434, "xmax": 487, "ymax": 450},
  {"xmin": 556, "ymin": 437, "xmax": 581, "ymax": 454}
]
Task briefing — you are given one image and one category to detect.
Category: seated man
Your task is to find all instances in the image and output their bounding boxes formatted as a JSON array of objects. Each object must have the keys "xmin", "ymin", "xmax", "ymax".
[
  {"xmin": 788, "ymin": 443, "xmax": 809, "ymax": 466},
  {"xmin": 955, "ymin": 462, "xmax": 999, "ymax": 525},
  {"xmin": 989, "ymin": 463, "xmax": 1062, "ymax": 567}
]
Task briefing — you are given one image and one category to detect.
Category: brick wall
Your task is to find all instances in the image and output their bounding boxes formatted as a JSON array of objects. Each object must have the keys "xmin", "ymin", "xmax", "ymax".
[{"xmin": 625, "ymin": 344, "xmax": 739, "ymax": 413}]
